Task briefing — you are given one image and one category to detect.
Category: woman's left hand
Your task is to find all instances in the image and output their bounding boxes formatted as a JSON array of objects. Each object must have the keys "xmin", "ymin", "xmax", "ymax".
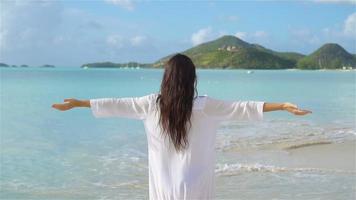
[
  {"xmin": 282, "ymin": 102, "xmax": 312, "ymax": 116},
  {"xmin": 52, "ymin": 98, "xmax": 80, "ymax": 111}
]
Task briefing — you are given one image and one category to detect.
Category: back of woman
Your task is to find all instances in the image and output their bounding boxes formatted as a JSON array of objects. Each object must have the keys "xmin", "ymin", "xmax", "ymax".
[
  {"xmin": 144, "ymin": 94, "xmax": 217, "ymax": 200},
  {"xmin": 141, "ymin": 92, "xmax": 264, "ymax": 200}
]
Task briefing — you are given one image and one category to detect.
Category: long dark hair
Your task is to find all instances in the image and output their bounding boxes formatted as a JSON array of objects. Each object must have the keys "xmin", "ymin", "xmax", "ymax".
[{"xmin": 156, "ymin": 53, "xmax": 198, "ymax": 151}]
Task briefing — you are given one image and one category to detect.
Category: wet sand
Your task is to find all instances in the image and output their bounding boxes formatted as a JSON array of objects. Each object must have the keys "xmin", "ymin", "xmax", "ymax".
[
  {"xmin": 220, "ymin": 140, "xmax": 356, "ymax": 172},
  {"xmin": 286, "ymin": 140, "xmax": 356, "ymax": 171}
]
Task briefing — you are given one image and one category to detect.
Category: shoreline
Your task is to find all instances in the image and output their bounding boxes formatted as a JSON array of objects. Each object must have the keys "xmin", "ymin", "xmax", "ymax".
[{"xmin": 221, "ymin": 140, "xmax": 356, "ymax": 172}]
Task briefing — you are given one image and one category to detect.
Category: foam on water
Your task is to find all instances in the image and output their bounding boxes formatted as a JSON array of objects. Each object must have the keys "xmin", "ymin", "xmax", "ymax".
[{"xmin": 215, "ymin": 163, "xmax": 355, "ymax": 176}]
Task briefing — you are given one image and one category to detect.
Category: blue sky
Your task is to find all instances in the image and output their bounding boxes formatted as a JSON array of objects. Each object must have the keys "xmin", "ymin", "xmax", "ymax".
[{"xmin": 1, "ymin": 0, "xmax": 355, "ymax": 66}]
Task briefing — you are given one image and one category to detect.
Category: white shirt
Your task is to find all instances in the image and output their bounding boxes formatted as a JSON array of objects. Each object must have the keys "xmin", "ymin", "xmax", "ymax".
[{"xmin": 90, "ymin": 93, "xmax": 264, "ymax": 200}]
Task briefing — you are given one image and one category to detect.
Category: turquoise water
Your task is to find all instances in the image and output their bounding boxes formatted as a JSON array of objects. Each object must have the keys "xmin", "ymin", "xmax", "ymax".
[{"xmin": 1, "ymin": 67, "xmax": 355, "ymax": 199}]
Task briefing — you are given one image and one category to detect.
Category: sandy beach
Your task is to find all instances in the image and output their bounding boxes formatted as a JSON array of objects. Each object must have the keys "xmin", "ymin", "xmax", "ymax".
[{"xmin": 286, "ymin": 140, "xmax": 356, "ymax": 171}]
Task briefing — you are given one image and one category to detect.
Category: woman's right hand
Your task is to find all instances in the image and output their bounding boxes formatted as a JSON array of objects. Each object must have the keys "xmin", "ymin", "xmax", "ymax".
[
  {"xmin": 52, "ymin": 98, "xmax": 81, "ymax": 111},
  {"xmin": 282, "ymin": 102, "xmax": 312, "ymax": 116}
]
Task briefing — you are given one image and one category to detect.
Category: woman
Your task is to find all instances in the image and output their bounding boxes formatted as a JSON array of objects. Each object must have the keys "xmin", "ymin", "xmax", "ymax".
[{"xmin": 52, "ymin": 54, "xmax": 312, "ymax": 200}]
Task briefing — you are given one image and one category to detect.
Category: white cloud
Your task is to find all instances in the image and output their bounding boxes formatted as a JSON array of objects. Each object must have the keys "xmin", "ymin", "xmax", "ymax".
[
  {"xmin": 344, "ymin": 12, "xmax": 356, "ymax": 38},
  {"xmin": 0, "ymin": 0, "xmax": 62, "ymax": 52},
  {"xmin": 234, "ymin": 32, "xmax": 247, "ymax": 39},
  {"xmin": 130, "ymin": 35, "xmax": 147, "ymax": 46},
  {"xmin": 287, "ymin": 11, "xmax": 356, "ymax": 54},
  {"xmin": 106, "ymin": 34, "xmax": 124, "ymax": 47},
  {"xmin": 191, "ymin": 27, "xmax": 214, "ymax": 46},
  {"xmin": 0, "ymin": 1, "xmax": 158, "ymax": 66},
  {"xmin": 314, "ymin": 0, "xmax": 356, "ymax": 4},
  {"xmin": 105, "ymin": 0, "xmax": 135, "ymax": 10}
]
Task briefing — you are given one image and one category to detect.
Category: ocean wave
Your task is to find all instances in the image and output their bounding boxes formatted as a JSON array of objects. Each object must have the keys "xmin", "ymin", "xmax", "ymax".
[
  {"xmin": 91, "ymin": 180, "xmax": 144, "ymax": 189},
  {"xmin": 216, "ymin": 122, "xmax": 356, "ymax": 152},
  {"xmin": 283, "ymin": 141, "xmax": 332, "ymax": 150},
  {"xmin": 215, "ymin": 163, "xmax": 354, "ymax": 176}
]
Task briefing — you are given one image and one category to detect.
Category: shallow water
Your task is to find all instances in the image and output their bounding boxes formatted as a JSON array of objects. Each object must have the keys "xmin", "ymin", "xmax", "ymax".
[{"xmin": 1, "ymin": 67, "xmax": 355, "ymax": 199}]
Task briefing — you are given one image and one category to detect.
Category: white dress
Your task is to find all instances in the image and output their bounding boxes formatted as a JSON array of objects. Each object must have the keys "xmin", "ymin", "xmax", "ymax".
[{"xmin": 90, "ymin": 93, "xmax": 265, "ymax": 200}]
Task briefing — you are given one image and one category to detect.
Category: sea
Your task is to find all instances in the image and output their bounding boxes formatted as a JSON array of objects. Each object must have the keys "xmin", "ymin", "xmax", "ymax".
[{"xmin": 0, "ymin": 67, "xmax": 355, "ymax": 200}]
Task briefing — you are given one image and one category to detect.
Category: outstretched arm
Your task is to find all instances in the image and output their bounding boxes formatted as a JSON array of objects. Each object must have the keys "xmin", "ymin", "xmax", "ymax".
[
  {"xmin": 263, "ymin": 102, "xmax": 312, "ymax": 115},
  {"xmin": 52, "ymin": 98, "xmax": 89, "ymax": 111},
  {"xmin": 52, "ymin": 95, "xmax": 154, "ymax": 119}
]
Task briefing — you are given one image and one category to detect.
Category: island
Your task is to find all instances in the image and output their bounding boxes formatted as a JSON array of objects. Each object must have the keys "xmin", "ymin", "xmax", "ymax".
[
  {"xmin": 81, "ymin": 62, "xmax": 152, "ymax": 69},
  {"xmin": 153, "ymin": 35, "xmax": 355, "ymax": 69},
  {"xmin": 0, "ymin": 63, "xmax": 55, "ymax": 68},
  {"xmin": 0, "ymin": 63, "xmax": 22, "ymax": 68},
  {"xmin": 0, "ymin": 63, "xmax": 9, "ymax": 67},
  {"xmin": 82, "ymin": 35, "xmax": 355, "ymax": 70},
  {"xmin": 40, "ymin": 64, "xmax": 55, "ymax": 68},
  {"xmin": 297, "ymin": 43, "xmax": 355, "ymax": 69}
]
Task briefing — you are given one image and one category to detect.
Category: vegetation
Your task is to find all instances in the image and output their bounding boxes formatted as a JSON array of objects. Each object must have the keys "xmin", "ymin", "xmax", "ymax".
[
  {"xmin": 41, "ymin": 64, "xmax": 55, "ymax": 68},
  {"xmin": 154, "ymin": 35, "xmax": 355, "ymax": 70},
  {"xmin": 297, "ymin": 43, "xmax": 356, "ymax": 69},
  {"xmin": 154, "ymin": 35, "xmax": 305, "ymax": 69},
  {"xmin": 0, "ymin": 63, "xmax": 9, "ymax": 67},
  {"xmin": 81, "ymin": 62, "xmax": 152, "ymax": 68},
  {"xmin": 0, "ymin": 63, "xmax": 52, "ymax": 68}
]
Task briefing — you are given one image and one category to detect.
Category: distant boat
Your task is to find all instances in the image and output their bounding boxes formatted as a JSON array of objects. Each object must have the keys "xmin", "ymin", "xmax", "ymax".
[
  {"xmin": 247, "ymin": 70, "xmax": 254, "ymax": 74},
  {"xmin": 83, "ymin": 66, "xmax": 88, "ymax": 69},
  {"xmin": 342, "ymin": 66, "xmax": 353, "ymax": 71}
]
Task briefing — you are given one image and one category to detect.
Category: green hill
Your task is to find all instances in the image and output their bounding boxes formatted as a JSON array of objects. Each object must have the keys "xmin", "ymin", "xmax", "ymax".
[
  {"xmin": 154, "ymin": 35, "xmax": 304, "ymax": 69},
  {"xmin": 297, "ymin": 43, "xmax": 356, "ymax": 69},
  {"xmin": 250, "ymin": 44, "xmax": 305, "ymax": 64}
]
